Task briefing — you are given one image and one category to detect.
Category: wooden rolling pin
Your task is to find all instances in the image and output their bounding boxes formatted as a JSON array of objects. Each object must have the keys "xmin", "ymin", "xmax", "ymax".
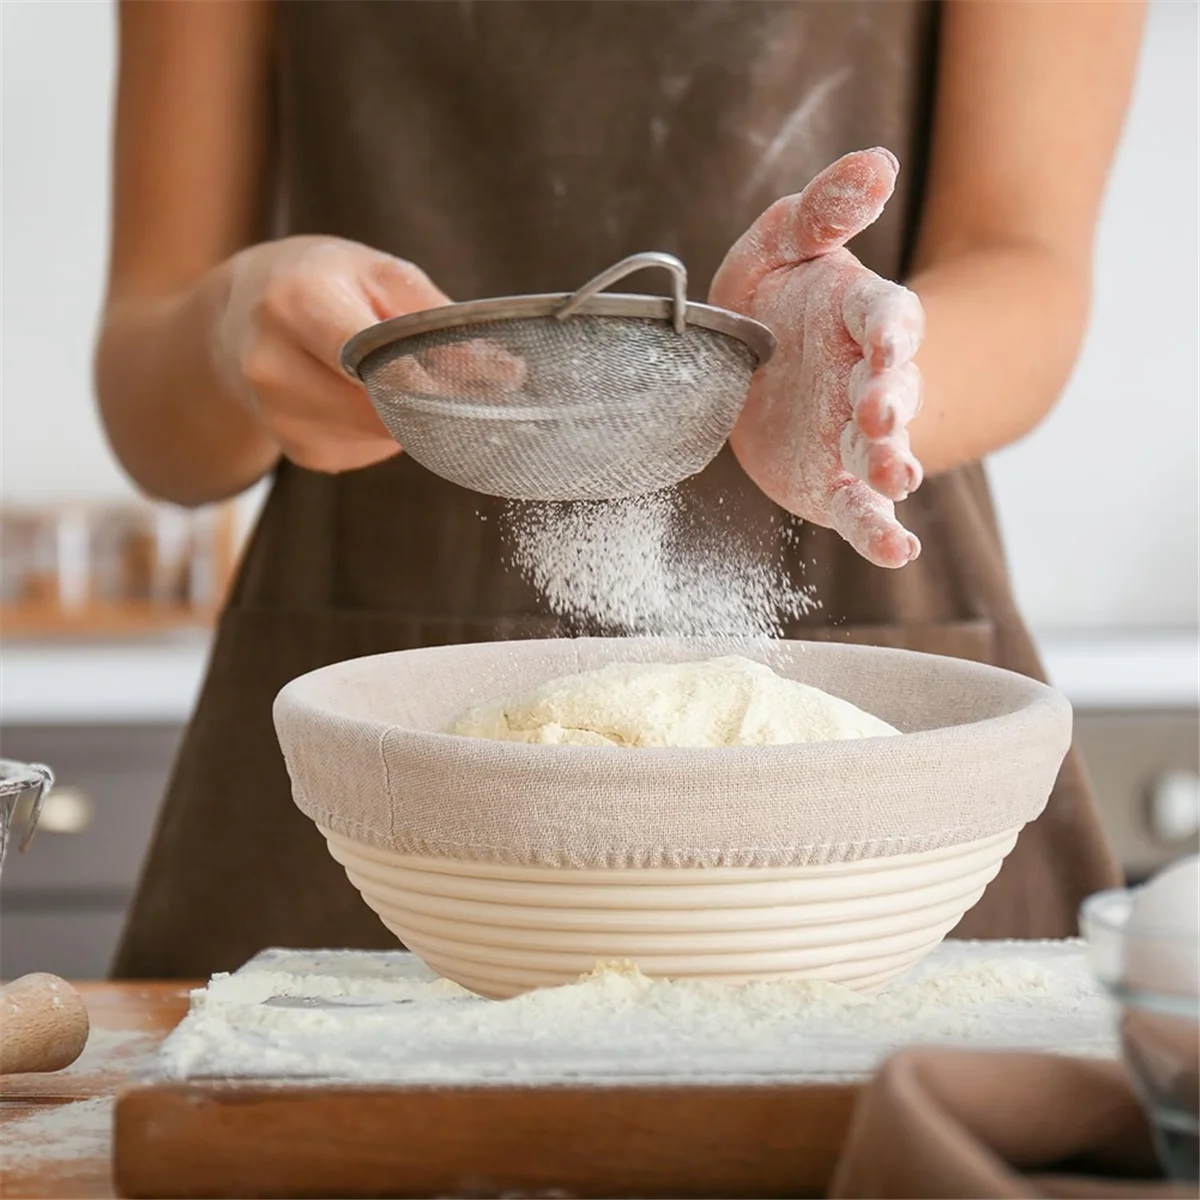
[{"xmin": 0, "ymin": 972, "xmax": 90, "ymax": 1074}]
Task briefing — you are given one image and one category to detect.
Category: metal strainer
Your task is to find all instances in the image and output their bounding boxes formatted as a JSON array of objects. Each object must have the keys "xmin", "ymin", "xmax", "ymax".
[{"xmin": 341, "ymin": 252, "xmax": 776, "ymax": 502}]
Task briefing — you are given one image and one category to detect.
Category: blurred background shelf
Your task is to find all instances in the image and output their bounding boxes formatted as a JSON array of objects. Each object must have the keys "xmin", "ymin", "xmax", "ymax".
[
  {"xmin": 0, "ymin": 497, "xmax": 239, "ymax": 644},
  {"xmin": 1, "ymin": 600, "xmax": 217, "ymax": 639}
]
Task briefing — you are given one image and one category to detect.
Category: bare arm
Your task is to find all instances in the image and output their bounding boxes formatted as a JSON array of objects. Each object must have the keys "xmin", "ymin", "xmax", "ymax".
[
  {"xmin": 712, "ymin": 1, "xmax": 1145, "ymax": 567},
  {"xmin": 96, "ymin": 0, "xmax": 445, "ymax": 506},
  {"xmin": 96, "ymin": 0, "xmax": 278, "ymax": 504},
  {"xmin": 908, "ymin": 0, "xmax": 1146, "ymax": 473}
]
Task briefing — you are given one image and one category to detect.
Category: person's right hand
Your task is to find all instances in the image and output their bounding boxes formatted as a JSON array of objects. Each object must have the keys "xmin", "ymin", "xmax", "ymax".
[{"xmin": 213, "ymin": 235, "xmax": 450, "ymax": 473}]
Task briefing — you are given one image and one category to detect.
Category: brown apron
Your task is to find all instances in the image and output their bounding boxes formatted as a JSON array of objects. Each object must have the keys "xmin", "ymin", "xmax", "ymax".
[{"xmin": 113, "ymin": 0, "xmax": 1120, "ymax": 980}]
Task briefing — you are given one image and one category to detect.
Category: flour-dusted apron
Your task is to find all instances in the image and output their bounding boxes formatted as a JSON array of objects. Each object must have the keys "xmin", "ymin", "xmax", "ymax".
[{"xmin": 113, "ymin": 0, "xmax": 1119, "ymax": 979}]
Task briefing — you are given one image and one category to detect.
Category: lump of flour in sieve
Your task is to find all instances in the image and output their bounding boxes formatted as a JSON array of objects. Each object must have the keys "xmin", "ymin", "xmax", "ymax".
[{"xmin": 448, "ymin": 655, "xmax": 898, "ymax": 747}]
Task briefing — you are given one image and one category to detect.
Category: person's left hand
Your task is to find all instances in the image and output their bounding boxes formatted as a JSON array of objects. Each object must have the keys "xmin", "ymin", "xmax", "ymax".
[{"xmin": 710, "ymin": 148, "xmax": 926, "ymax": 569}]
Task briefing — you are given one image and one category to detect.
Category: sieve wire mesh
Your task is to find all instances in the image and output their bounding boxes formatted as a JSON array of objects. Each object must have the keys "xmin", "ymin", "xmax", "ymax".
[{"xmin": 358, "ymin": 314, "xmax": 759, "ymax": 501}]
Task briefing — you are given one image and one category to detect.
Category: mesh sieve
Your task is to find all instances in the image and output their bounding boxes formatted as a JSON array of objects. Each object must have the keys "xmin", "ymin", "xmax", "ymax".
[{"xmin": 341, "ymin": 253, "xmax": 777, "ymax": 502}]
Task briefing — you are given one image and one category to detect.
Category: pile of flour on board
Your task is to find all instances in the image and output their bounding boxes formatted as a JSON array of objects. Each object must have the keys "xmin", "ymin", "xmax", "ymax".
[
  {"xmin": 502, "ymin": 489, "xmax": 819, "ymax": 636},
  {"xmin": 158, "ymin": 942, "xmax": 1117, "ymax": 1086}
]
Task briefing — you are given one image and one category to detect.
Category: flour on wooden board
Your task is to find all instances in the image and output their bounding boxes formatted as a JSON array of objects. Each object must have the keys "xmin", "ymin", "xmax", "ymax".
[
  {"xmin": 158, "ymin": 942, "xmax": 1117, "ymax": 1086},
  {"xmin": 0, "ymin": 1097, "xmax": 113, "ymax": 1167},
  {"xmin": 1, "ymin": 1027, "xmax": 159, "ymax": 1166}
]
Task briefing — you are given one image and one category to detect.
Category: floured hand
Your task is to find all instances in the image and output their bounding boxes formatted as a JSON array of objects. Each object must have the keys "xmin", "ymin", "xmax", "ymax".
[
  {"xmin": 214, "ymin": 236, "xmax": 452, "ymax": 473},
  {"xmin": 710, "ymin": 149, "xmax": 925, "ymax": 569}
]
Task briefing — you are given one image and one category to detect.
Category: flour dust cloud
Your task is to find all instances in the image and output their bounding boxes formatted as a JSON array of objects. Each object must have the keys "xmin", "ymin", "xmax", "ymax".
[{"xmin": 501, "ymin": 488, "xmax": 818, "ymax": 637}]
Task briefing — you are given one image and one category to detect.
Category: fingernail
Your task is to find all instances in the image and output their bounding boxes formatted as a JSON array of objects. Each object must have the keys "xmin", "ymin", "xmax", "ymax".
[{"xmin": 872, "ymin": 146, "xmax": 900, "ymax": 172}]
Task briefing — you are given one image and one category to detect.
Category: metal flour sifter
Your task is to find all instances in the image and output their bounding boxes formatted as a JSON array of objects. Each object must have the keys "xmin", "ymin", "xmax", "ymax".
[{"xmin": 340, "ymin": 252, "xmax": 777, "ymax": 502}]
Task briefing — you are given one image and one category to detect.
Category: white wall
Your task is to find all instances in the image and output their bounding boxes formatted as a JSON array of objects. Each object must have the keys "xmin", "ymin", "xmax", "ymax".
[
  {"xmin": 2, "ymin": 1, "xmax": 125, "ymax": 499},
  {"xmin": 2, "ymin": 1, "xmax": 1196, "ymax": 630}
]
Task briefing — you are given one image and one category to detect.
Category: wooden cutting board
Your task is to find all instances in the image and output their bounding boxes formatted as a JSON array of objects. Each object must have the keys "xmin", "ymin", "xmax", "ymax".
[
  {"xmin": 114, "ymin": 1078, "xmax": 859, "ymax": 1198},
  {"xmin": 112, "ymin": 941, "xmax": 1114, "ymax": 1198}
]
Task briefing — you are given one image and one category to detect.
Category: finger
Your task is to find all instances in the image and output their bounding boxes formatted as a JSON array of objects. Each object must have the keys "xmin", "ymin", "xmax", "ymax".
[
  {"xmin": 278, "ymin": 422, "xmax": 401, "ymax": 474},
  {"xmin": 427, "ymin": 340, "xmax": 527, "ymax": 394},
  {"xmin": 849, "ymin": 360, "xmax": 922, "ymax": 440},
  {"xmin": 827, "ymin": 478, "xmax": 921, "ymax": 569},
  {"xmin": 362, "ymin": 255, "xmax": 451, "ymax": 320},
  {"xmin": 276, "ymin": 278, "xmax": 388, "ymax": 374},
  {"xmin": 244, "ymin": 336, "xmax": 398, "ymax": 453},
  {"xmin": 840, "ymin": 422, "xmax": 923, "ymax": 502},
  {"xmin": 710, "ymin": 147, "xmax": 898, "ymax": 314},
  {"xmin": 791, "ymin": 147, "xmax": 899, "ymax": 258},
  {"xmin": 842, "ymin": 274, "xmax": 924, "ymax": 370},
  {"xmin": 389, "ymin": 340, "xmax": 528, "ymax": 398},
  {"xmin": 283, "ymin": 253, "xmax": 450, "ymax": 373}
]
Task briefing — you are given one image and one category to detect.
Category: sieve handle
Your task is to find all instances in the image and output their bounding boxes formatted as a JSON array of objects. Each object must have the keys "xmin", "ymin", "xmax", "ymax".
[{"xmin": 556, "ymin": 252, "xmax": 688, "ymax": 335}]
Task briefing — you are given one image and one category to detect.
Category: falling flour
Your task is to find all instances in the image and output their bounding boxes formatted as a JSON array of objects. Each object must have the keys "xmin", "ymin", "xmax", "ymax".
[
  {"xmin": 503, "ymin": 489, "xmax": 818, "ymax": 637},
  {"xmin": 158, "ymin": 942, "xmax": 1118, "ymax": 1086}
]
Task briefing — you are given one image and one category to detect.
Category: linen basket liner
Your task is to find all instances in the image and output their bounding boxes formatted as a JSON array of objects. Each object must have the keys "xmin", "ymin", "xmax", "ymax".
[{"xmin": 273, "ymin": 637, "xmax": 1071, "ymax": 870}]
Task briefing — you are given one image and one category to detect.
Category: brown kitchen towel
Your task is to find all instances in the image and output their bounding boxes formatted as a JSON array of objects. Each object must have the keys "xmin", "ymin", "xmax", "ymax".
[{"xmin": 829, "ymin": 1048, "xmax": 1195, "ymax": 1199}]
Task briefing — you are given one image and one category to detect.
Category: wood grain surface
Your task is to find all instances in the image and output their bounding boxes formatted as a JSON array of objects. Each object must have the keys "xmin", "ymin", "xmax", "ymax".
[
  {"xmin": 0, "ymin": 983, "xmax": 192, "ymax": 1200},
  {"xmin": 115, "ymin": 1079, "xmax": 859, "ymax": 1199},
  {"xmin": 3, "ymin": 982, "xmax": 862, "ymax": 1199}
]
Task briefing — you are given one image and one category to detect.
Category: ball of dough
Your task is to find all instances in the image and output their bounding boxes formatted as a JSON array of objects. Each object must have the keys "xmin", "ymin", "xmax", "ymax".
[{"xmin": 448, "ymin": 655, "xmax": 899, "ymax": 748}]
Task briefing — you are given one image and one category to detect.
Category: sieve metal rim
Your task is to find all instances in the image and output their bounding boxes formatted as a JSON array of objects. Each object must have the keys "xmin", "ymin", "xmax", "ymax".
[{"xmin": 340, "ymin": 294, "xmax": 777, "ymax": 382}]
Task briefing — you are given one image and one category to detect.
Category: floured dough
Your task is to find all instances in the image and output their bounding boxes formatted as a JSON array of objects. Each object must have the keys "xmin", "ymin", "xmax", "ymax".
[{"xmin": 448, "ymin": 655, "xmax": 899, "ymax": 747}]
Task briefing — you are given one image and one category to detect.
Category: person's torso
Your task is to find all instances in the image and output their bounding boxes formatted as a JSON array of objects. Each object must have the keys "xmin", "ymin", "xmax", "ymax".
[
  {"xmin": 112, "ymin": 5, "xmax": 1125, "ymax": 981},
  {"xmin": 238, "ymin": 0, "xmax": 1001, "ymax": 637}
]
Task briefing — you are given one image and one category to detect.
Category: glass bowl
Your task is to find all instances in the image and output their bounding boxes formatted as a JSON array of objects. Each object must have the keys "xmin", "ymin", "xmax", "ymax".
[
  {"xmin": 0, "ymin": 757, "xmax": 54, "ymax": 877},
  {"xmin": 1081, "ymin": 886, "xmax": 1199, "ymax": 1183}
]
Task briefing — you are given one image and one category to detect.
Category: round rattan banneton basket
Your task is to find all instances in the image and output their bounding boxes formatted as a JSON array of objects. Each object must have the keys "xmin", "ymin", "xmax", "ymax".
[{"xmin": 274, "ymin": 638, "xmax": 1072, "ymax": 998}]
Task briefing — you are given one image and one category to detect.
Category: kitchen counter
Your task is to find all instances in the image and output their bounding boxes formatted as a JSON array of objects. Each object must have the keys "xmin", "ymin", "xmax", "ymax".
[
  {"xmin": 3, "ymin": 629, "xmax": 1197, "ymax": 724},
  {"xmin": 4, "ymin": 951, "xmax": 1096, "ymax": 1200},
  {"xmin": 4, "ymin": 979, "xmax": 860, "ymax": 1200},
  {"xmin": 0, "ymin": 983, "xmax": 191, "ymax": 1199}
]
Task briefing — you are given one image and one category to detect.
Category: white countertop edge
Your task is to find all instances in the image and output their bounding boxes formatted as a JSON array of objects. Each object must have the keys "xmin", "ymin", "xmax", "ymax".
[
  {"xmin": 1035, "ymin": 631, "xmax": 1198, "ymax": 712},
  {"xmin": 1, "ymin": 629, "xmax": 1196, "ymax": 724},
  {"xmin": 2, "ymin": 639, "xmax": 212, "ymax": 725}
]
